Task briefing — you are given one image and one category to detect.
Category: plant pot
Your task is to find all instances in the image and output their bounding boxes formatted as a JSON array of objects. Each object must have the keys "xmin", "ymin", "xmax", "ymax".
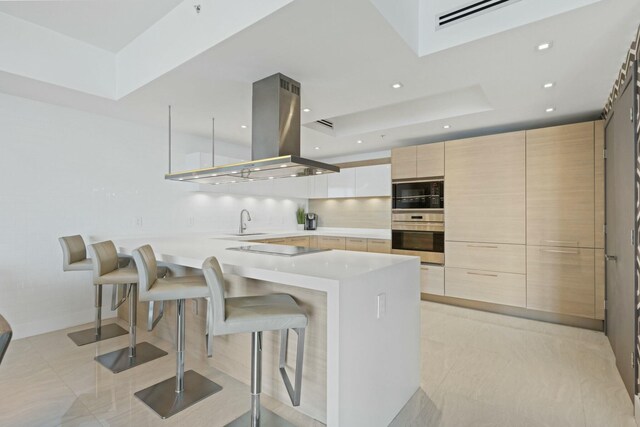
[{"xmin": 297, "ymin": 224, "xmax": 305, "ymax": 231}]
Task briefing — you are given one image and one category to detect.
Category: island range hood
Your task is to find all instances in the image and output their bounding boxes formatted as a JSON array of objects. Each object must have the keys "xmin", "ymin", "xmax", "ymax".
[{"xmin": 165, "ymin": 73, "xmax": 339, "ymax": 185}]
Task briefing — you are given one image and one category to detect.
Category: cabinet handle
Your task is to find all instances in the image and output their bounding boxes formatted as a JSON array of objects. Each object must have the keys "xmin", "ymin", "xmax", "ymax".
[
  {"xmin": 467, "ymin": 244, "xmax": 498, "ymax": 249},
  {"xmin": 541, "ymin": 248, "xmax": 580, "ymax": 255},
  {"xmin": 467, "ymin": 271, "xmax": 498, "ymax": 277},
  {"xmin": 544, "ymin": 239, "xmax": 578, "ymax": 246}
]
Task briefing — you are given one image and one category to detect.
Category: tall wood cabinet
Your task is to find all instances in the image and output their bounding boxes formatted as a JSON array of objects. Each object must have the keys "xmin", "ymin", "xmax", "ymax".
[
  {"xmin": 445, "ymin": 131, "xmax": 526, "ymax": 245},
  {"xmin": 525, "ymin": 122, "xmax": 600, "ymax": 319}
]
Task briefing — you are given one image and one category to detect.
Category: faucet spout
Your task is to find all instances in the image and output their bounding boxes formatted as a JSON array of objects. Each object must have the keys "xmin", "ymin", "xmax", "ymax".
[{"xmin": 239, "ymin": 209, "xmax": 252, "ymax": 234}]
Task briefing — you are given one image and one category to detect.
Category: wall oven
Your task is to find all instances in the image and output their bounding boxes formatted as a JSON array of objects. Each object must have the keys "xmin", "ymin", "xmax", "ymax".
[
  {"xmin": 391, "ymin": 211, "xmax": 444, "ymax": 264},
  {"xmin": 392, "ymin": 180, "xmax": 444, "ymax": 210}
]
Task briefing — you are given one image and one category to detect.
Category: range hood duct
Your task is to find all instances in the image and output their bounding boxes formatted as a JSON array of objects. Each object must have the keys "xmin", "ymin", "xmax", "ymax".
[{"xmin": 165, "ymin": 73, "xmax": 339, "ymax": 185}]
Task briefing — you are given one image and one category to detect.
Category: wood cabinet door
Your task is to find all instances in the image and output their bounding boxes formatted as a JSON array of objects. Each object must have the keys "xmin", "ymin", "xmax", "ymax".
[
  {"xmin": 367, "ymin": 239, "xmax": 391, "ymax": 254},
  {"xmin": 526, "ymin": 246, "xmax": 595, "ymax": 318},
  {"xmin": 420, "ymin": 265, "xmax": 444, "ymax": 295},
  {"xmin": 526, "ymin": 122, "xmax": 595, "ymax": 248},
  {"xmin": 391, "ymin": 146, "xmax": 417, "ymax": 180},
  {"xmin": 445, "ymin": 131, "xmax": 526, "ymax": 244},
  {"xmin": 345, "ymin": 237, "xmax": 368, "ymax": 252},
  {"xmin": 285, "ymin": 236, "xmax": 310, "ymax": 247},
  {"xmin": 317, "ymin": 236, "xmax": 346, "ymax": 250},
  {"xmin": 445, "ymin": 242, "xmax": 526, "ymax": 274},
  {"xmin": 445, "ymin": 267, "xmax": 526, "ymax": 307},
  {"xmin": 417, "ymin": 142, "xmax": 444, "ymax": 178},
  {"xmin": 594, "ymin": 120, "xmax": 605, "ymax": 249}
]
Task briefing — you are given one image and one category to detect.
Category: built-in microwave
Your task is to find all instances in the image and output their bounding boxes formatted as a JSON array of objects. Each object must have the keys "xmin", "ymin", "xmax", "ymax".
[
  {"xmin": 392, "ymin": 180, "xmax": 444, "ymax": 210},
  {"xmin": 391, "ymin": 211, "xmax": 444, "ymax": 264}
]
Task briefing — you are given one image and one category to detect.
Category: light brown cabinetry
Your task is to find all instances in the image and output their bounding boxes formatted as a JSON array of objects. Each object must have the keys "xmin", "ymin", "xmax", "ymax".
[
  {"xmin": 392, "ymin": 142, "xmax": 444, "ymax": 180},
  {"xmin": 317, "ymin": 236, "xmax": 346, "ymax": 250},
  {"xmin": 309, "ymin": 236, "xmax": 318, "ymax": 248},
  {"xmin": 526, "ymin": 246, "xmax": 595, "ymax": 318},
  {"xmin": 445, "ymin": 131, "xmax": 526, "ymax": 245},
  {"xmin": 367, "ymin": 239, "xmax": 391, "ymax": 254},
  {"xmin": 391, "ymin": 146, "xmax": 417, "ymax": 180},
  {"xmin": 526, "ymin": 122, "xmax": 595, "ymax": 248},
  {"xmin": 421, "ymin": 265, "xmax": 444, "ymax": 296},
  {"xmin": 594, "ymin": 120, "xmax": 605, "ymax": 249},
  {"xmin": 445, "ymin": 242, "xmax": 525, "ymax": 274},
  {"xmin": 345, "ymin": 237, "xmax": 368, "ymax": 252},
  {"xmin": 595, "ymin": 249, "xmax": 605, "ymax": 320},
  {"xmin": 445, "ymin": 267, "xmax": 526, "ymax": 307},
  {"xmin": 285, "ymin": 236, "xmax": 310, "ymax": 247},
  {"xmin": 416, "ymin": 142, "xmax": 444, "ymax": 178}
]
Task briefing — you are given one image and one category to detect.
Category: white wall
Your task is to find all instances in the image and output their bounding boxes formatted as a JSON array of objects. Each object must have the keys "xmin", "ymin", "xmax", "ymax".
[{"xmin": 0, "ymin": 92, "xmax": 306, "ymax": 339}]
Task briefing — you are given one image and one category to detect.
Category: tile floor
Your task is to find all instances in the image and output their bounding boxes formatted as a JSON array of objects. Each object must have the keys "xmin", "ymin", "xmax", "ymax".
[{"xmin": 0, "ymin": 301, "xmax": 635, "ymax": 426}]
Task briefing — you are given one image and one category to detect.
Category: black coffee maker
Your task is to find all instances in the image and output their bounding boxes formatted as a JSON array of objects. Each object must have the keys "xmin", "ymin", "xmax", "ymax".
[{"xmin": 305, "ymin": 213, "xmax": 318, "ymax": 230}]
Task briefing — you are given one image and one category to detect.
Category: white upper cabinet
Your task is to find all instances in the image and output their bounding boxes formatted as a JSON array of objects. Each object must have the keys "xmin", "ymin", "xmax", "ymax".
[
  {"xmin": 327, "ymin": 168, "xmax": 356, "ymax": 198},
  {"xmin": 355, "ymin": 164, "xmax": 391, "ymax": 197},
  {"xmin": 309, "ymin": 174, "xmax": 328, "ymax": 199}
]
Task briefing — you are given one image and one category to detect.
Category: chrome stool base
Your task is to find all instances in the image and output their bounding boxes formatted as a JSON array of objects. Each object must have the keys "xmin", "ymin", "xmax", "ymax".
[
  {"xmin": 226, "ymin": 408, "xmax": 297, "ymax": 427},
  {"xmin": 134, "ymin": 370, "xmax": 222, "ymax": 419},
  {"xmin": 67, "ymin": 323, "xmax": 127, "ymax": 346},
  {"xmin": 95, "ymin": 342, "xmax": 167, "ymax": 373}
]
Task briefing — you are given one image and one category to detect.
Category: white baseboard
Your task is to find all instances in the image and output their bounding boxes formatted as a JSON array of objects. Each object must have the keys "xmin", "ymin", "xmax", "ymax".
[{"xmin": 634, "ymin": 394, "xmax": 640, "ymax": 426}]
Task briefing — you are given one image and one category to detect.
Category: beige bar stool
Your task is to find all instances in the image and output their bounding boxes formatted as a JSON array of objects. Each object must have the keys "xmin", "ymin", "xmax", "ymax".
[
  {"xmin": 0, "ymin": 315, "xmax": 12, "ymax": 366},
  {"xmin": 90, "ymin": 241, "xmax": 168, "ymax": 373},
  {"xmin": 132, "ymin": 245, "xmax": 222, "ymax": 419},
  {"xmin": 202, "ymin": 256, "xmax": 308, "ymax": 427},
  {"xmin": 59, "ymin": 235, "xmax": 128, "ymax": 346}
]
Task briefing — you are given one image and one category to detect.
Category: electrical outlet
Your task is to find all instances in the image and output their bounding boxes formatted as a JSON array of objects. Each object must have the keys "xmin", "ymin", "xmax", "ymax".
[{"xmin": 377, "ymin": 293, "xmax": 386, "ymax": 319}]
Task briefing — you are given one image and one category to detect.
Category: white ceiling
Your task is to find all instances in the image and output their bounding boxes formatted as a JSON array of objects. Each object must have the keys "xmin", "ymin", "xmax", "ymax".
[
  {"xmin": 0, "ymin": 0, "xmax": 183, "ymax": 52},
  {"xmin": 0, "ymin": 0, "xmax": 637, "ymax": 160}
]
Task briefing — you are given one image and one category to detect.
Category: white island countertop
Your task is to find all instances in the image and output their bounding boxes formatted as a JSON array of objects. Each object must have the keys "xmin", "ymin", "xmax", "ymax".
[
  {"xmin": 113, "ymin": 233, "xmax": 419, "ymax": 427},
  {"xmin": 114, "ymin": 230, "xmax": 396, "ymax": 291}
]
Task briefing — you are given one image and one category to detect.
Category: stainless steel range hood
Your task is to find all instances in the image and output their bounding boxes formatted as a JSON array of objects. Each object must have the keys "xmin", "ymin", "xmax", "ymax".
[{"xmin": 165, "ymin": 73, "xmax": 339, "ymax": 185}]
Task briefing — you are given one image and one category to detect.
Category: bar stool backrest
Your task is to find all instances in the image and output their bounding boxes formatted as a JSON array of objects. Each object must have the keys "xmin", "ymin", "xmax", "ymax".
[
  {"xmin": 202, "ymin": 257, "xmax": 226, "ymax": 327},
  {"xmin": 59, "ymin": 235, "xmax": 87, "ymax": 270},
  {"xmin": 88, "ymin": 241, "xmax": 119, "ymax": 281},
  {"xmin": 132, "ymin": 245, "xmax": 158, "ymax": 296},
  {"xmin": 0, "ymin": 314, "xmax": 12, "ymax": 365}
]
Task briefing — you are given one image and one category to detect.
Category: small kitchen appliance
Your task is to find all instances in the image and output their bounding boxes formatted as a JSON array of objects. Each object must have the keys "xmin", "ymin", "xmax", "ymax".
[{"xmin": 305, "ymin": 213, "xmax": 318, "ymax": 230}]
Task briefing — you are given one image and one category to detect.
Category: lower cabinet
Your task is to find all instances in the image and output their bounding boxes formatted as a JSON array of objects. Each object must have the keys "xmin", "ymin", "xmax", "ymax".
[
  {"xmin": 318, "ymin": 236, "xmax": 346, "ymax": 250},
  {"xmin": 526, "ymin": 246, "xmax": 595, "ymax": 318},
  {"xmin": 445, "ymin": 241, "xmax": 525, "ymax": 274},
  {"xmin": 346, "ymin": 237, "xmax": 368, "ymax": 252},
  {"xmin": 595, "ymin": 249, "xmax": 605, "ymax": 320},
  {"xmin": 367, "ymin": 239, "xmax": 391, "ymax": 254},
  {"xmin": 421, "ymin": 265, "xmax": 444, "ymax": 296},
  {"xmin": 284, "ymin": 236, "xmax": 310, "ymax": 247},
  {"xmin": 445, "ymin": 267, "xmax": 526, "ymax": 307}
]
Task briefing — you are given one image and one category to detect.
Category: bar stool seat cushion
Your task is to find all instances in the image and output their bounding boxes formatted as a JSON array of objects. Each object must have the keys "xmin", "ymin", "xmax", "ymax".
[
  {"xmin": 141, "ymin": 276, "xmax": 209, "ymax": 302},
  {"xmin": 65, "ymin": 258, "xmax": 93, "ymax": 271},
  {"xmin": 94, "ymin": 265, "xmax": 138, "ymax": 285},
  {"xmin": 220, "ymin": 294, "xmax": 308, "ymax": 335}
]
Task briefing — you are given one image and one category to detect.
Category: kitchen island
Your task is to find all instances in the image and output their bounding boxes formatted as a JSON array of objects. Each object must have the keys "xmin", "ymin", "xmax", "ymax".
[{"xmin": 114, "ymin": 234, "xmax": 420, "ymax": 426}]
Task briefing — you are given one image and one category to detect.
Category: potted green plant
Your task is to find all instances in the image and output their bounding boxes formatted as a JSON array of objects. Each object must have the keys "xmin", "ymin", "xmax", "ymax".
[{"xmin": 296, "ymin": 206, "xmax": 306, "ymax": 230}]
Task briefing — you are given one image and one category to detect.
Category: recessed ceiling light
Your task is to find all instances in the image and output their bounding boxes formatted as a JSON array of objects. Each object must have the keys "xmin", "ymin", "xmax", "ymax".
[
  {"xmin": 357, "ymin": 140, "xmax": 363, "ymax": 144},
  {"xmin": 290, "ymin": 174, "xmax": 296, "ymax": 177},
  {"xmin": 280, "ymin": 165, "xmax": 287, "ymax": 168},
  {"xmin": 240, "ymin": 125, "xmax": 247, "ymax": 129},
  {"xmin": 537, "ymin": 42, "xmax": 552, "ymax": 51},
  {"xmin": 268, "ymin": 176, "xmax": 274, "ymax": 179},
  {"xmin": 391, "ymin": 82, "xmax": 403, "ymax": 89},
  {"xmin": 543, "ymin": 82, "xmax": 555, "ymax": 89},
  {"xmin": 314, "ymin": 146, "xmax": 320, "ymax": 150},
  {"xmin": 211, "ymin": 174, "xmax": 217, "ymax": 177},
  {"xmin": 443, "ymin": 125, "xmax": 451, "ymax": 129},
  {"xmin": 303, "ymin": 108, "xmax": 311, "ymax": 112},
  {"xmin": 545, "ymin": 107, "xmax": 555, "ymax": 113},
  {"xmin": 231, "ymin": 171, "xmax": 238, "ymax": 174},
  {"xmin": 230, "ymin": 180, "xmax": 236, "ymax": 183},
  {"xmin": 315, "ymin": 171, "xmax": 322, "ymax": 175},
  {"xmin": 253, "ymin": 168, "xmax": 261, "ymax": 171}
]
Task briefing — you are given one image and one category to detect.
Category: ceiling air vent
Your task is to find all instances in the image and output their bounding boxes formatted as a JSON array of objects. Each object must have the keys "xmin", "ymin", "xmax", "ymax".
[
  {"xmin": 316, "ymin": 119, "xmax": 334, "ymax": 129},
  {"xmin": 437, "ymin": 0, "xmax": 521, "ymax": 29}
]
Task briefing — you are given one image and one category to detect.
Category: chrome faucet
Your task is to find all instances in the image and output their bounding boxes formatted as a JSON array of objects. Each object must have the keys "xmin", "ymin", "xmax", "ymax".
[{"xmin": 239, "ymin": 209, "xmax": 252, "ymax": 234}]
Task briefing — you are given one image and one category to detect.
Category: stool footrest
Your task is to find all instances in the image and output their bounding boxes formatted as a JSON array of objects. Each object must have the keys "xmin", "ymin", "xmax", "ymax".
[
  {"xmin": 279, "ymin": 327, "xmax": 306, "ymax": 406},
  {"xmin": 95, "ymin": 342, "xmax": 167, "ymax": 373},
  {"xmin": 67, "ymin": 323, "xmax": 127, "ymax": 346},
  {"xmin": 134, "ymin": 370, "xmax": 222, "ymax": 419}
]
